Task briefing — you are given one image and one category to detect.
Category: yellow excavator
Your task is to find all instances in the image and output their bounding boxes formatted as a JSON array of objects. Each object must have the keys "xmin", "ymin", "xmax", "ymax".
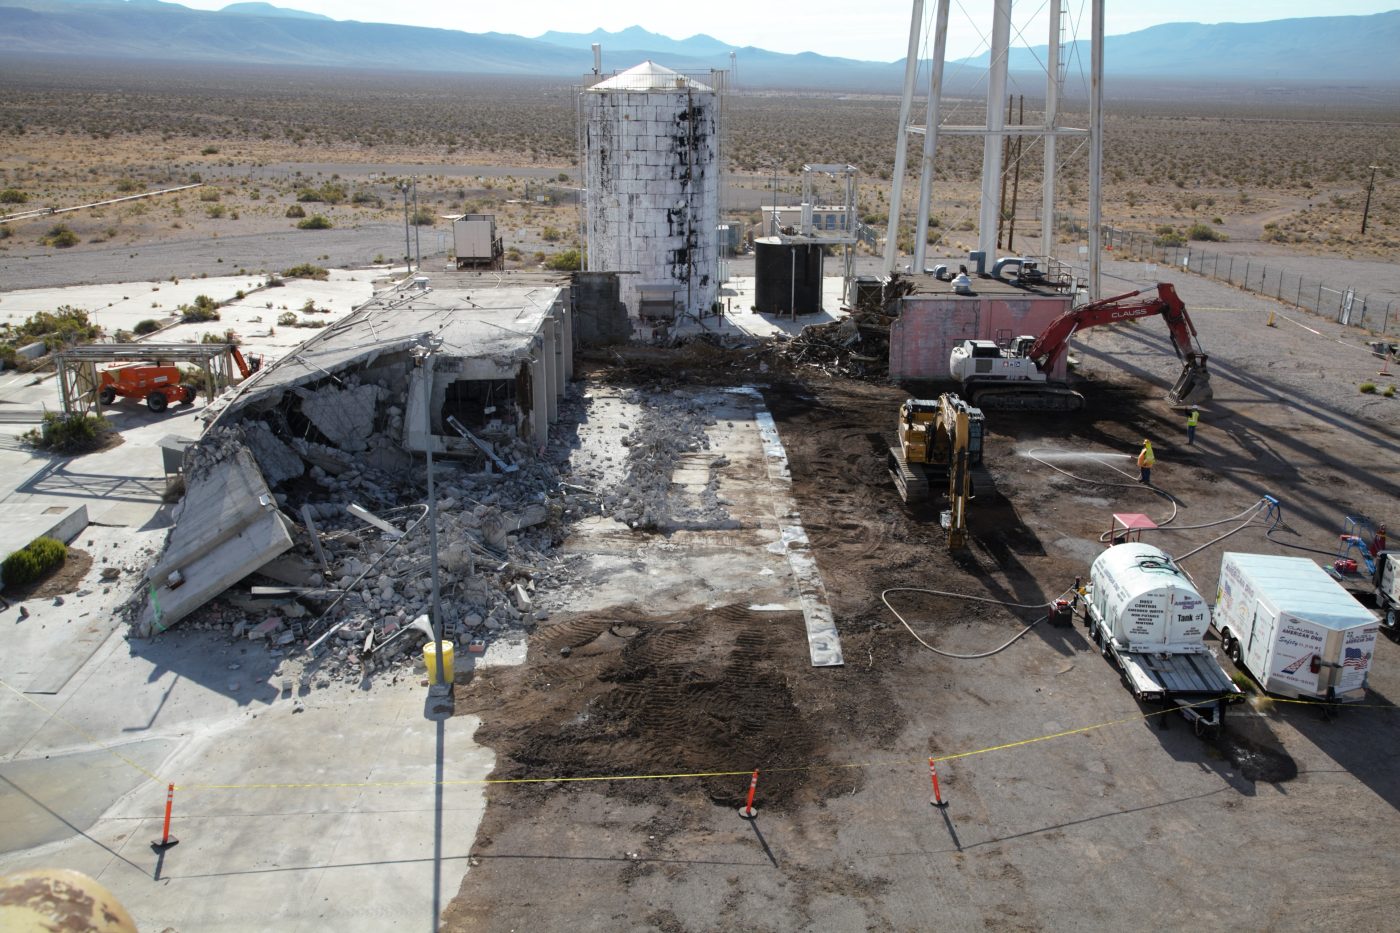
[{"xmin": 887, "ymin": 394, "xmax": 983, "ymax": 549}]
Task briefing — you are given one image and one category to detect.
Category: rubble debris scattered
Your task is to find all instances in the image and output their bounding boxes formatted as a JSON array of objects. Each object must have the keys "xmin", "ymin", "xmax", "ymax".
[{"xmin": 765, "ymin": 310, "xmax": 893, "ymax": 380}]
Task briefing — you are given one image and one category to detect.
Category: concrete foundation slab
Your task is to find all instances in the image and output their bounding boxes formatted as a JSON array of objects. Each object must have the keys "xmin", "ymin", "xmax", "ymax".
[
  {"xmin": 0, "ymin": 504, "xmax": 88, "ymax": 584},
  {"xmin": 741, "ymin": 388, "xmax": 845, "ymax": 667}
]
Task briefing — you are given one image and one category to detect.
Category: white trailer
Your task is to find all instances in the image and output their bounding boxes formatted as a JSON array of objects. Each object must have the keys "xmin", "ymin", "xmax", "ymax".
[
  {"xmin": 1081, "ymin": 542, "xmax": 1240, "ymax": 734},
  {"xmin": 1375, "ymin": 551, "xmax": 1399, "ymax": 634},
  {"xmin": 1214, "ymin": 552, "xmax": 1379, "ymax": 703},
  {"xmin": 453, "ymin": 214, "xmax": 504, "ymax": 269}
]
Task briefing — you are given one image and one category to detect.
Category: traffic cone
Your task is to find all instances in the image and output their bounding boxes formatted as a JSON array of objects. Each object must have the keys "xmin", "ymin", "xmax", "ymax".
[
  {"xmin": 928, "ymin": 758, "xmax": 948, "ymax": 808},
  {"xmin": 737, "ymin": 770, "xmax": 759, "ymax": 819}
]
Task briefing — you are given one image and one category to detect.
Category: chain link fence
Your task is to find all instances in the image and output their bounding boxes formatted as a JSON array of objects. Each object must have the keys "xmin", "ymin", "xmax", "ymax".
[{"xmin": 1103, "ymin": 226, "xmax": 1398, "ymax": 338}]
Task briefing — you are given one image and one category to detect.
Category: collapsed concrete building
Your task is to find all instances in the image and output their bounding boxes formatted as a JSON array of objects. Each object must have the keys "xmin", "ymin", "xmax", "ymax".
[{"xmin": 133, "ymin": 271, "xmax": 576, "ymax": 667}]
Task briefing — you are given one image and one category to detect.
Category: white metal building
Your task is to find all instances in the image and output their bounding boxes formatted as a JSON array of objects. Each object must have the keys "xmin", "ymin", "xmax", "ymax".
[{"xmin": 583, "ymin": 61, "xmax": 720, "ymax": 323}]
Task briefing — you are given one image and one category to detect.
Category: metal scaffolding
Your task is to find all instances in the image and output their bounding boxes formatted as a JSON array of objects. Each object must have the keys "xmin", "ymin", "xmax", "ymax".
[{"xmin": 53, "ymin": 343, "xmax": 243, "ymax": 416}]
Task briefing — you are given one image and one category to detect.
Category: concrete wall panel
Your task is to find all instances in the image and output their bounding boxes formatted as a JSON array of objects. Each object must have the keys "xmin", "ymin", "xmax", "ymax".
[{"xmin": 890, "ymin": 294, "xmax": 1072, "ymax": 381}]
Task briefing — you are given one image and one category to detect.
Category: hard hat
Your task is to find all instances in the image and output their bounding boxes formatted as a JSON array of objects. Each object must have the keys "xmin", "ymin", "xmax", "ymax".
[{"xmin": 1142, "ymin": 439, "xmax": 1151, "ymax": 446}]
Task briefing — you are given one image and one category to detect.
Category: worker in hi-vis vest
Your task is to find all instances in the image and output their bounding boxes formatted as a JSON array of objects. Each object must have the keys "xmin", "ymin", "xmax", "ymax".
[
  {"xmin": 1137, "ymin": 439, "xmax": 1155, "ymax": 484},
  {"xmin": 1186, "ymin": 408, "xmax": 1200, "ymax": 445}
]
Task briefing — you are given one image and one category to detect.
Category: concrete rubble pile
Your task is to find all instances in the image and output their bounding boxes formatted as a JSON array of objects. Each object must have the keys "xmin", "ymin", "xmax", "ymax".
[
  {"xmin": 129, "ymin": 378, "xmax": 605, "ymax": 690},
  {"xmin": 602, "ymin": 389, "xmax": 732, "ymax": 532}
]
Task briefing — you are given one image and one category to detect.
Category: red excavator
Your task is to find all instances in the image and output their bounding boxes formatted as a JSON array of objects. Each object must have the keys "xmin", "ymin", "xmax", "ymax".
[
  {"xmin": 98, "ymin": 346, "xmax": 263, "ymax": 413},
  {"xmin": 948, "ymin": 282, "xmax": 1212, "ymax": 412}
]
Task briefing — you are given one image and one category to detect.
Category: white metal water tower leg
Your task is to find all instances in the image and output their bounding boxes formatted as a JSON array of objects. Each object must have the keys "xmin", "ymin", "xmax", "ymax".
[
  {"xmin": 1042, "ymin": 0, "xmax": 1062, "ymax": 264},
  {"xmin": 977, "ymin": 0, "xmax": 1012, "ymax": 262},
  {"xmin": 884, "ymin": 0, "xmax": 925, "ymax": 275},
  {"xmin": 912, "ymin": 0, "xmax": 951, "ymax": 274},
  {"xmin": 1088, "ymin": 0, "xmax": 1104, "ymax": 299}
]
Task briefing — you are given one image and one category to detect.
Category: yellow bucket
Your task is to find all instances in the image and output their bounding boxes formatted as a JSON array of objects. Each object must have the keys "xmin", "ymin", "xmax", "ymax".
[{"xmin": 423, "ymin": 640, "xmax": 455, "ymax": 684}]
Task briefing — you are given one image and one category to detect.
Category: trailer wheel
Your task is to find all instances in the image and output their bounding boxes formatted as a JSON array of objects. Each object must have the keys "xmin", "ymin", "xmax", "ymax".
[
  {"xmin": 1227, "ymin": 636, "xmax": 1242, "ymax": 666},
  {"xmin": 1386, "ymin": 607, "xmax": 1397, "ymax": 632},
  {"xmin": 98, "ymin": 386, "xmax": 117, "ymax": 405},
  {"xmin": 146, "ymin": 391, "xmax": 168, "ymax": 413}
]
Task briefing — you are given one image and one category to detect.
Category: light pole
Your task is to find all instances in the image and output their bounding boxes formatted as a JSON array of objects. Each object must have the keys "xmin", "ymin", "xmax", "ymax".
[
  {"xmin": 412, "ymin": 176, "xmax": 422, "ymax": 270},
  {"xmin": 416, "ymin": 335, "xmax": 448, "ymax": 696},
  {"xmin": 400, "ymin": 179, "xmax": 408, "ymax": 270},
  {"xmin": 770, "ymin": 164, "xmax": 779, "ymax": 235},
  {"xmin": 1361, "ymin": 164, "xmax": 1380, "ymax": 235}
]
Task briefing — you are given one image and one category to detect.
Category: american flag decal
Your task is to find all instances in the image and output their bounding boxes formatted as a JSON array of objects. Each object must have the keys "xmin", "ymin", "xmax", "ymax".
[{"xmin": 1343, "ymin": 647, "xmax": 1371, "ymax": 670}]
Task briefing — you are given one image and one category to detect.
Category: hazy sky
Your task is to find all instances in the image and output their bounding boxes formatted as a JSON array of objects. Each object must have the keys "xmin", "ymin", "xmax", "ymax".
[{"xmin": 172, "ymin": 1, "xmax": 1398, "ymax": 61}]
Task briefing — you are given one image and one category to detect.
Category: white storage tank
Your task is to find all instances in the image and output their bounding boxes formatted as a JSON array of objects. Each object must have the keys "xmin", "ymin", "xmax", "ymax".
[
  {"xmin": 1087, "ymin": 542, "xmax": 1210, "ymax": 652},
  {"xmin": 583, "ymin": 61, "xmax": 720, "ymax": 323}
]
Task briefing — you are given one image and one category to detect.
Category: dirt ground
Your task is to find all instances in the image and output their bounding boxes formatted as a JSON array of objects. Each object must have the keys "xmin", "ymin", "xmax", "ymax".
[{"xmin": 441, "ymin": 277, "xmax": 1400, "ymax": 930}]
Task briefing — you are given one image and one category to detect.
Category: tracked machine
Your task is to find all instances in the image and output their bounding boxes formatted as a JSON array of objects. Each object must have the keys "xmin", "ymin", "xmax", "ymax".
[
  {"xmin": 948, "ymin": 282, "xmax": 1213, "ymax": 412},
  {"xmin": 888, "ymin": 394, "xmax": 983, "ymax": 547}
]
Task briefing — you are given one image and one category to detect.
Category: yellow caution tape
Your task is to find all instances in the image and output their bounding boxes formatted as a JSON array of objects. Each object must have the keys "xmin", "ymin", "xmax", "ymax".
[
  {"xmin": 5, "ymin": 673, "xmax": 1392, "ymax": 797},
  {"xmin": 0, "ymin": 677, "xmax": 165, "ymax": 784}
]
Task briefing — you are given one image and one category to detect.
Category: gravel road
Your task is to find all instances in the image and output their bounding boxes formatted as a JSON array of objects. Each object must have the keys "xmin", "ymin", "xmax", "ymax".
[{"xmin": 0, "ymin": 224, "xmax": 410, "ymax": 291}]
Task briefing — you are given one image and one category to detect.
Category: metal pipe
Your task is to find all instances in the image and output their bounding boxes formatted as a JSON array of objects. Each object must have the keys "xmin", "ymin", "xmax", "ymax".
[
  {"xmin": 424, "ymin": 347, "xmax": 446, "ymax": 690},
  {"xmin": 884, "ymin": 0, "xmax": 926, "ymax": 274}
]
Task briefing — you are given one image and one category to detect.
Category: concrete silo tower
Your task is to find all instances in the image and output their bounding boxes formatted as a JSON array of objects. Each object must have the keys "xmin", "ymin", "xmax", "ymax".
[{"xmin": 583, "ymin": 61, "xmax": 720, "ymax": 324}]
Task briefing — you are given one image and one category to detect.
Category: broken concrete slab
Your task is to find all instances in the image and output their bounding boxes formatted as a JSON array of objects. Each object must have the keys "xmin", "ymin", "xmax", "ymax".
[
  {"xmin": 249, "ymin": 616, "xmax": 285, "ymax": 639},
  {"xmin": 242, "ymin": 421, "xmax": 305, "ymax": 486},
  {"xmin": 299, "ymin": 384, "xmax": 382, "ymax": 452},
  {"xmin": 291, "ymin": 439, "xmax": 355, "ymax": 475},
  {"xmin": 136, "ymin": 439, "xmax": 294, "ymax": 637},
  {"xmin": 254, "ymin": 554, "xmax": 322, "ymax": 587}
]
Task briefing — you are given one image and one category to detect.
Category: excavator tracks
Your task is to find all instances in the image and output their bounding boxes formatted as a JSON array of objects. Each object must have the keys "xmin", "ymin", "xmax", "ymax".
[
  {"xmin": 970, "ymin": 386, "xmax": 1085, "ymax": 413},
  {"xmin": 888, "ymin": 446, "xmax": 930, "ymax": 506}
]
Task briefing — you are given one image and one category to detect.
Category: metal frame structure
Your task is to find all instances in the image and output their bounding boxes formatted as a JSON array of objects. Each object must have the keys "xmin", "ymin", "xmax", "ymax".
[
  {"xmin": 54, "ymin": 343, "xmax": 243, "ymax": 416},
  {"xmin": 798, "ymin": 163, "xmax": 861, "ymax": 287},
  {"xmin": 884, "ymin": 0, "xmax": 1105, "ymax": 298}
]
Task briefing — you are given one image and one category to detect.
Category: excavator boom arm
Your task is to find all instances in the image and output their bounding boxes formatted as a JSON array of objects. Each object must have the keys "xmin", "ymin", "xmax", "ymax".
[{"xmin": 1026, "ymin": 283, "xmax": 1201, "ymax": 370}]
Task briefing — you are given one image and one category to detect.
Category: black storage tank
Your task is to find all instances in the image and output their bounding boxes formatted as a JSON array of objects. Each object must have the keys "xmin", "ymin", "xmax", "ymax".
[{"xmin": 754, "ymin": 237, "xmax": 823, "ymax": 314}]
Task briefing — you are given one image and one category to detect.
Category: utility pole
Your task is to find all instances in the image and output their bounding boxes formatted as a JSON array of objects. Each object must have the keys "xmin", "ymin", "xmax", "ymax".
[
  {"xmin": 771, "ymin": 165, "xmax": 779, "ymax": 235},
  {"xmin": 412, "ymin": 177, "xmax": 422, "ymax": 270},
  {"xmin": 1008, "ymin": 95, "xmax": 1024, "ymax": 251},
  {"xmin": 417, "ymin": 336, "xmax": 448, "ymax": 697},
  {"xmin": 1361, "ymin": 164, "xmax": 1380, "ymax": 235},
  {"xmin": 398, "ymin": 181, "xmax": 412, "ymax": 272}
]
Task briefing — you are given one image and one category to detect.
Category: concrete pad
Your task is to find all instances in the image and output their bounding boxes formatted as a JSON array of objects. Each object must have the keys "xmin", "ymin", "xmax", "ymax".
[
  {"xmin": 0, "ymin": 739, "xmax": 177, "ymax": 853},
  {"xmin": 0, "ymin": 625, "xmax": 493, "ymax": 933},
  {"xmin": 675, "ymin": 274, "xmax": 851, "ymax": 341},
  {"xmin": 0, "ymin": 503, "xmax": 88, "ymax": 571},
  {"xmin": 553, "ymin": 387, "xmax": 843, "ymax": 667},
  {"xmin": 741, "ymin": 389, "xmax": 844, "ymax": 667}
]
